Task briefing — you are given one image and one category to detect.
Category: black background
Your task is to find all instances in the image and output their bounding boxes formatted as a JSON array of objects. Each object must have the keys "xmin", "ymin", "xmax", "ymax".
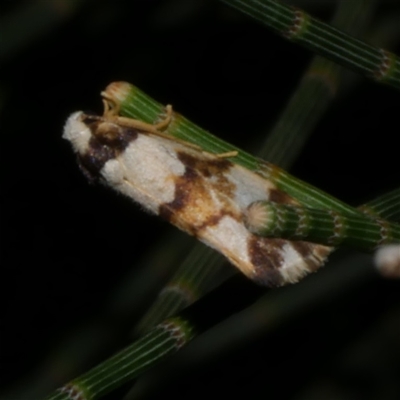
[{"xmin": 1, "ymin": 1, "xmax": 400, "ymax": 399}]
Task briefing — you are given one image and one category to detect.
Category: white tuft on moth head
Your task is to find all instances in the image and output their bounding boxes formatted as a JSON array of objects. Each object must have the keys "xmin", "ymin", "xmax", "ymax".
[{"xmin": 63, "ymin": 112, "xmax": 92, "ymax": 154}]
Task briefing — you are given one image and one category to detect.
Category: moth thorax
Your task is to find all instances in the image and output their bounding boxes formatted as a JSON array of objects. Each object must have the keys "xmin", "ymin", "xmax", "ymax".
[{"xmin": 94, "ymin": 121, "xmax": 123, "ymax": 144}]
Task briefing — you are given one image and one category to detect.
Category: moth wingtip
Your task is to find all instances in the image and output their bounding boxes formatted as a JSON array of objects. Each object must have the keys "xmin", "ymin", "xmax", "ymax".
[
  {"xmin": 280, "ymin": 243, "xmax": 329, "ymax": 285},
  {"xmin": 250, "ymin": 268, "xmax": 285, "ymax": 287},
  {"xmin": 252, "ymin": 242, "xmax": 329, "ymax": 287}
]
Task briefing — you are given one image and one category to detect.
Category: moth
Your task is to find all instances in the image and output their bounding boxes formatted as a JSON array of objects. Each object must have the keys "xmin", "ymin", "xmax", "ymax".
[{"xmin": 63, "ymin": 95, "xmax": 330, "ymax": 287}]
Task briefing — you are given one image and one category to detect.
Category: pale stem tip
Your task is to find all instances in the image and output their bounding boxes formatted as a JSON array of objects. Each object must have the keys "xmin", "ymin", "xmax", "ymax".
[
  {"xmin": 244, "ymin": 202, "xmax": 271, "ymax": 234},
  {"xmin": 374, "ymin": 244, "xmax": 400, "ymax": 279},
  {"xmin": 103, "ymin": 81, "xmax": 132, "ymax": 104}
]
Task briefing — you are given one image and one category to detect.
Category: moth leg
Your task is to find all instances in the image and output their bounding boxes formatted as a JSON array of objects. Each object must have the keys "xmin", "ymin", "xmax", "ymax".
[
  {"xmin": 100, "ymin": 98, "xmax": 202, "ymax": 151},
  {"xmin": 215, "ymin": 151, "xmax": 238, "ymax": 158},
  {"xmin": 101, "ymin": 95, "xmax": 121, "ymax": 117},
  {"xmin": 102, "ymin": 98, "xmax": 173, "ymax": 134},
  {"xmin": 153, "ymin": 104, "xmax": 173, "ymax": 130},
  {"xmin": 113, "ymin": 106, "xmax": 172, "ymax": 134}
]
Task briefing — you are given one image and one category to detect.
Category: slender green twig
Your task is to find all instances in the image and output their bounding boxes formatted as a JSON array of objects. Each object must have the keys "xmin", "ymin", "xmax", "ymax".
[
  {"xmin": 45, "ymin": 230, "xmax": 389, "ymax": 400},
  {"xmin": 47, "ymin": 94, "xmax": 400, "ymax": 400},
  {"xmin": 244, "ymin": 200, "xmax": 400, "ymax": 251},
  {"xmin": 103, "ymin": 82, "xmax": 361, "ymax": 216},
  {"xmin": 124, "ymin": 252, "xmax": 377, "ymax": 399},
  {"xmin": 219, "ymin": 0, "xmax": 400, "ymax": 90},
  {"xmin": 135, "ymin": 245, "xmax": 230, "ymax": 335},
  {"xmin": 260, "ymin": 0, "xmax": 375, "ymax": 168},
  {"xmin": 133, "ymin": 0, "xmax": 376, "ymax": 336},
  {"xmin": 359, "ymin": 187, "xmax": 400, "ymax": 222},
  {"xmin": 104, "ymin": 81, "xmax": 397, "ymax": 225},
  {"xmin": 50, "ymin": 4, "xmax": 399, "ymax": 395},
  {"xmin": 45, "ymin": 275, "xmax": 264, "ymax": 400},
  {"xmin": 46, "ymin": 316, "xmax": 197, "ymax": 400}
]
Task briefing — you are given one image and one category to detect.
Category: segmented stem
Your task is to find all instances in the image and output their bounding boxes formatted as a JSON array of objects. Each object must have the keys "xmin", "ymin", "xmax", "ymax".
[
  {"xmin": 135, "ymin": 245, "xmax": 229, "ymax": 334},
  {"xmin": 359, "ymin": 187, "xmax": 400, "ymax": 222},
  {"xmin": 245, "ymin": 201, "xmax": 400, "ymax": 251},
  {"xmin": 219, "ymin": 0, "xmax": 400, "ymax": 90},
  {"xmin": 42, "ymin": 1, "xmax": 400, "ymax": 399},
  {"xmin": 45, "ymin": 275, "xmax": 264, "ymax": 400},
  {"xmin": 49, "ymin": 93, "xmax": 400, "ymax": 400},
  {"xmin": 128, "ymin": 0, "xmax": 378, "ymax": 343},
  {"xmin": 46, "ymin": 317, "xmax": 196, "ymax": 400},
  {"xmin": 104, "ymin": 82, "xmax": 363, "ymax": 217},
  {"xmin": 260, "ymin": 0, "xmax": 375, "ymax": 168}
]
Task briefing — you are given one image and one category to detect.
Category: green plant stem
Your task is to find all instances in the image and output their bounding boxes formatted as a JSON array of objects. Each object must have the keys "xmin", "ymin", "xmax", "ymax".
[
  {"xmin": 133, "ymin": 0, "xmax": 376, "ymax": 339},
  {"xmin": 104, "ymin": 82, "xmax": 361, "ymax": 216},
  {"xmin": 105, "ymin": 82, "xmax": 396, "ymax": 225},
  {"xmin": 44, "ymin": 184, "xmax": 400, "ymax": 400},
  {"xmin": 47, "ymin": 87, "xmax": 400, "ymax": 398},
  {"xmin": 245, "ymin": 201, "xmax": 400, "ymax": 251},
  {"xmin": 260, "ymin": 0, "xmax": 375, "ymax": 168},
  {"xmin": 219, "ymin": 0, "xmax": 400, "ymax": 90},
  {"xmin": 45, "ymin": 275, "xmax": 264, "ymax": 400},
  {"xmin": 135, "ymin": 245, "xmax": 230, "ymax": 335},
  {"xmin": 359, "ymin": 187, "xmax": 400, "ymax": 222},
  {"xmin": 46, "ymin": 317, "xmax": 197, "ymax": 400}
]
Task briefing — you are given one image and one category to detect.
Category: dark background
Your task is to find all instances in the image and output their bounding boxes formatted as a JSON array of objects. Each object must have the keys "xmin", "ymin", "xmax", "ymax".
[{"xmin": 1, "ymin": 0, "xmax": 400, "ymax": 399}]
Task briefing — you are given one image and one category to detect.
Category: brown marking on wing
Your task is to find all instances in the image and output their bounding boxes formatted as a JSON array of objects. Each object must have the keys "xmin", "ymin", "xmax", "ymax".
[
  {"xmin": 78, "ymin": 136, "xmax": 116, "ymax": 182},
  {"xmin": 177, "ymin": 151, "xmax": 232, "ymax": 176},
  {"xmin": 290, "ymin": 241, "xmax": 313, "ymax": 258},
  {"xmin": 248, "ymin": 237, "xmax": 330, "ymax": 286},
  {"xmin": 159, "ymin": 166, "xmax": 201, "ymax": 232},
  {"xmin": 247, "ymin": 236, "xmax": 287, "ymax": 286},
  {"xmin": 269, "ymin": 188, "xmax": 295, "ymax": 205},
  {"xmin": 159, "ymin": 151, "xmax": 239, "ymax": 236},
  {"xmin": 157, "ymin": 149, "xmax": 329, "ymax": 287},
  {"xmin": 291, "ymin": 241, "xmax": 329, "ymax": 272},
  {"xmin": 78, "ymin": 115, "xmax": 140, "ymax": 181},
  {"xmin": 197, "ymin": 212, "xmax": 234, "ymax": 231}
]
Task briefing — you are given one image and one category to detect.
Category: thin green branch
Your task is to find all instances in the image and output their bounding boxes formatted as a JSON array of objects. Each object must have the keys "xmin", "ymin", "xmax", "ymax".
[
  {"xmin": 219, "ymin": 0, "xmax": 400, "ymax": 91},
  {"xmin": 133, "ymin": 0, "xmax": 377, "ymax": 338},
  {"xmin": 244, "ymin": 201, "xmax": 400, "ymax": 251},
  {"xmin": 104, "ymin": 82, "xmax": 364, "ymax": 217},
  {"xmin": 359, "ymin": 187, "xmax": 400, "ymax": 222},
  {"xmin": 46, "ymin": 317, "xmax": 197, "ymax": 400},
  {"xmin": 48, "ymin": 81, "xmax": 400, "ymax": 399},
  {"xmin": 260, "ymin": 0, "xmax": 375, "ymax": 168},
  {"xmin": 45, "ymin": 276, "xmax": 264, "ymax": 400},
  {"xmin": 135, "ymin": 245, "xmax": 230, "ymax": 335},
  {"xmin": 49, "ymin": 156, "xmax": 400, "ymax": 400}
]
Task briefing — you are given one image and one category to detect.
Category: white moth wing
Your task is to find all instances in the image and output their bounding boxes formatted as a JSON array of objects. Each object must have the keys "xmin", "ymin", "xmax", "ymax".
[{"xmin": 64, "ymin": 111, "xmax": 330, "ymax": 286}]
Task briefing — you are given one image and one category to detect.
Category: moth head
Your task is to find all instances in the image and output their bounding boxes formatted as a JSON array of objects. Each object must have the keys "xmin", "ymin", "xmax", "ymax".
[
  {"xmin": 63, "ymin": 111, "xmax": 140, "ymax": 182},
  {"xmin": 63, "ymin": 112, "xmax": 129, "ymax": 152},
  {"xmin": 63, "ymin": 111, "xmax": 92, "ymax": 155}
]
